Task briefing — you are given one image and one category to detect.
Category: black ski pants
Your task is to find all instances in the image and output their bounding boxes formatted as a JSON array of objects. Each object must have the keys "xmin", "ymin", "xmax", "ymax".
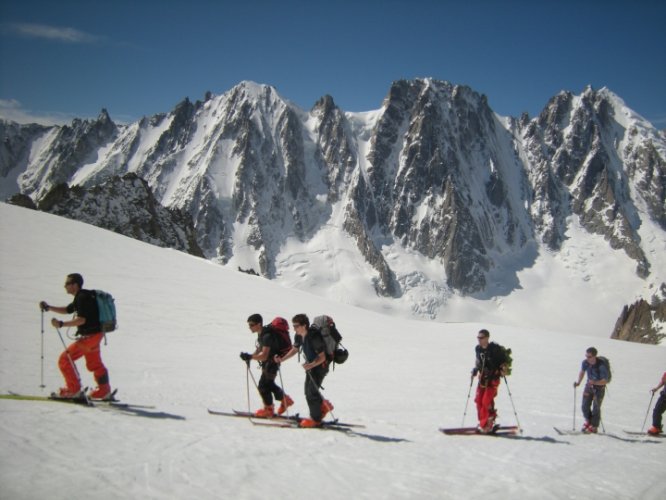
[
  {"xmin": 653, "ymin": 391, "xmax": 666, "ymax": 429},
  {"xmin": 258, "ymin": 362, "xmax": 284, "ymax": 406},
  {"xmin": 304, "ymin": 364, "xmax": 328, "ymax": 421}
]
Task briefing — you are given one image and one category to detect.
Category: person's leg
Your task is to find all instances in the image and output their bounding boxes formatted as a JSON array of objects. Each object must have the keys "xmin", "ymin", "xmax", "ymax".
[
  {"xmin": 589, "ymin": 387, "xmax": 605, "ymax": 428},
  {"xmin": 651, "ymin": 393, "xmax": 666, "ymax": 430},
  {"xmin": 479, "ymin": 383, "xmax": 498, "ymax": 430},
  {"xmin": 79, "ymin": 333, "xmax": 110, "ymax": 397},
  {"xmin": 57, "ymin": 340, "xmax": 86, "ymax": 393},
  {"xmin": 304, "ymin": 368, "xmax": 325, "ymax": 421},
  {"xmin": 581, "ymin": 389, "xmax": 593, "ymax": 426}
]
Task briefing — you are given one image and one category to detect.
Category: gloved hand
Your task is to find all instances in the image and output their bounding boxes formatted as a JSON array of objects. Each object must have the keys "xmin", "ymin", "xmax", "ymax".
[
  {"xmin": 39, "ymin": 301, "xmax": 49, "ymax": 312},
  {"xmin": 240, "ymin": 352, "xmax": 252, "ymax": 362},
  {"xmin": 471, "ymin": 367, "xmax": 479, "ymax": 377}
]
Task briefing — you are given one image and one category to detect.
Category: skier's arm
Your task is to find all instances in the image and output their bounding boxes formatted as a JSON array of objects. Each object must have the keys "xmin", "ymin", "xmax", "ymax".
[
  {"xmin": 253, "ymin": 346, "xmax": 270, "ymax": 363},
  {"xmin": 276, "ymin": 346, "xmax": 298, "ymax": 364},
  {"xmin": 303, "ymin": 351, "xmax": 326, "ymax": 371},
  {"xmin": 589, "ymin": 364, "xmax": 608, "ymax": 386},
  {"xmin": 574, "ymin": 369, "xmax": 585, "ymax": 387},
  {"xmin": 471, "ymin": 353, "xmax": 482, "ymax": 377},
  {"xmin": 39, "ymin": 302, "xmax": 68, "ymax": 314},
  {"xmin": 50, "ymin": 315, "xmax": 86, "ymax": 329}
]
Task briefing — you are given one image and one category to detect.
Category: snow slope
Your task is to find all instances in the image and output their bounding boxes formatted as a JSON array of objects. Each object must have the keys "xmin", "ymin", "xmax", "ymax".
[{"xmin": 0, "ymin": 203, "xmax": 664, "ymax": 500}]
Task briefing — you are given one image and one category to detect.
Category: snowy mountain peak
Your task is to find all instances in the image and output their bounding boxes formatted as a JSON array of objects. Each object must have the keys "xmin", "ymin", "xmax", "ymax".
[{"xmin": 1, "ymin": 79, "xmax": 665, "ymax": 338}]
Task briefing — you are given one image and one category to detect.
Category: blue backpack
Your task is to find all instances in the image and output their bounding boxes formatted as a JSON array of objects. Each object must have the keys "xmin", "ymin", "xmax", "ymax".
[{"xmin": 94, "ymin": 290, "xmax": 117, "ymax": 332}]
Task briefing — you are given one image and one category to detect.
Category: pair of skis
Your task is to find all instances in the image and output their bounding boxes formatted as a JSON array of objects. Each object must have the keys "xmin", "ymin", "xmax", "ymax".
[
  {"xmin": 217, "ymin": 411, "xmax": 521, "ymax": 436},
  {"xmin": 0, "ymin": 390, "xmax": 154, "ymax": 409},
  {"xmin": 439, "ymin": 425, "xmax": 520, "ymax": 436},
  {"xmin": 208, "ymin": 409, "xmax": 365, "ymax": 430},
  {"xmin": 553, "ymin": 426, "xmax": 665, "ymax": 438}
]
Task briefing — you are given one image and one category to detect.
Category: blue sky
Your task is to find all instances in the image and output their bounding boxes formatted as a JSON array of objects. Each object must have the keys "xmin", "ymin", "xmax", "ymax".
[{"xmin": 0, "ymin": 0, "xmax": 664, "ymax": 127}]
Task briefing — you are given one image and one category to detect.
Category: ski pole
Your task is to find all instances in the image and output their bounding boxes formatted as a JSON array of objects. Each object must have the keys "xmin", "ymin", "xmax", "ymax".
[
  {"xmin": 502, "ymin": 375, "xmax": 522, "ymax": 433},
  {"xmin": 244, "ymin": 360, "xmax": 263, "ymax": 411},
  {"xmin": 245, "ymin": 361, "xmax": 252, "ymax": 414},
  {"xmin": 641, "ymin": 391, "xmax": 655, "ymax": 433},
  {"xmin": 245, "ymin": 361, "xmax": 260, "ymax": 392},
  {"xmin": 40, "ymin": 310, "xmax": 46, "ymax": 389},
  {"xmin": 461, "ymin": 374, "xmax": 474, "ymax": 427}
]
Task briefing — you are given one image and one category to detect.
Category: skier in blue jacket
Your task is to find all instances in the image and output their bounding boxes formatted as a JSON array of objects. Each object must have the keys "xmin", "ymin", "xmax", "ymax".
[{"xmin": 574, "ymin": 347, "xmax": 609, "ymax": 433}]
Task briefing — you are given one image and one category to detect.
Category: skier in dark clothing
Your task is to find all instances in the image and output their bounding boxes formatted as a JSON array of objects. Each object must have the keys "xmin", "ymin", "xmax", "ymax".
[
  {"xmin": 38, "ymin": 273, "xmax": 111, "ymax": 399},
  {"xmin": 240, "ymin": 314, "xmax": 293, "ymax": 417},
  {"xmin": 277, "ymin": 314, "xmax": 333, "ymax": 428},
  {"xmin": 648, "ymin": 372, "xmax": 666, "ymax": 436},
  {"xmin": 574, "ymin": 347, "xmax": 608, "ymax": 433},
  {"xmin": 472, "ymin": 329, "xmax": 508, "ymax": 433}
]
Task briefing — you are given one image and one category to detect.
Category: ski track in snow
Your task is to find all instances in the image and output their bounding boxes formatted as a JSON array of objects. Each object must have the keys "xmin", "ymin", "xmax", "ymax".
[{"xmin": 0, "ymin": 203, "xmax": 664, "ymax": 500}]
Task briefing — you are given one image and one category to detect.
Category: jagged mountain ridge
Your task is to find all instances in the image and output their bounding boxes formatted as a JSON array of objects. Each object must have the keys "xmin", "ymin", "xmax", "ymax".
[
  {"xmin": 515, "ymin": 89, "xmax": 665, "ymax": 278},
  {"xmin": 1, "ymin": 79, "xmax": 665, "ymax": 330},
  {"xmin": 9, "ymin": 173, "xmax": 203, "ymax": 257}
]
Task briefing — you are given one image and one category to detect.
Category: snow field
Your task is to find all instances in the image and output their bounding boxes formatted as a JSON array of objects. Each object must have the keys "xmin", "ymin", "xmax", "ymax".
[{"xmin": 0, "ymin": 203, "xmax": 664, "ymax": 500}]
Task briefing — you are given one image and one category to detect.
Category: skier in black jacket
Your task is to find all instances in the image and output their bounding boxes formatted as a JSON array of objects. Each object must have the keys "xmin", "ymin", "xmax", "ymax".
[
  {"xmin": 277, "ymin": 314, "xmax": 334, "ymax": 428},
  {"xmin": 39, "ymin": 273, "xmax": 111, "ymax": 399},
  {"xmin": 472, "ymin": 329, "xmax": 508, "ymax": 433},
  {"xmin": 240, "ymin": 314, "xmax": 293, "ymax": 417}
]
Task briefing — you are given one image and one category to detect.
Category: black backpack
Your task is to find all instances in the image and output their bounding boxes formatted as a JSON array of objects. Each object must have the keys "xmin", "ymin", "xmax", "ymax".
[
  {"xmin": 479, "ymin": 342, "xmax": 512, "ymax": 377},
  {"xmin": 498, "ymin": 344, "xmax": 513, "ymax": 376}
]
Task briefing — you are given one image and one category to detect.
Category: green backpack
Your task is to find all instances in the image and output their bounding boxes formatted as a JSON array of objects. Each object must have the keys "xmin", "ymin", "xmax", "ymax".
[{"xmin": 94, "ymin": 290, "xmax": 117, "ymax": 333}]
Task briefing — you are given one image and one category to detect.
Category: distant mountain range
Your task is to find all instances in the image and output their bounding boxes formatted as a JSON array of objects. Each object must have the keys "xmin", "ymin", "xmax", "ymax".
[{"xmin": 1, "ymin": 79, "xmax": 664, "ymax": 343}]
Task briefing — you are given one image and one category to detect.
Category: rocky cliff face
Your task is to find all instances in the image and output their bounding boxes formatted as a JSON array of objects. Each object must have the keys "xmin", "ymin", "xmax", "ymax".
[
  {"xmin": 611, "ymin": 290, "xmax": 666, "ymax": 344},
  {"xmin": 1, "ymin": 79, "xmax": 665, "ymax": 338},
  {"xmin": 0, "ymin": 120, "xmax": 50, "ymax": 200},
  {"xmin": 517, "ymin": 88, "xmax": 658, "ymax": 278},
  {"xmin": 17, "ymin": 109, "xmax": 118, "ymax": 201},
  {"xmin": 355, "ymin": 80, "xmax": 533, "ymax": 294},
  {"xmin": 30, "ymin": 173, "xmax": 203, "ymax": 256}
]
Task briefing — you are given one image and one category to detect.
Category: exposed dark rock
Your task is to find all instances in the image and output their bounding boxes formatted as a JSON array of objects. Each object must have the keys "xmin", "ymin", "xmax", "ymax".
[
  {"xmin": 611, "ymin": 291, "xmax": 666, "ymax": 344},
  {"xmin": 37, "ymin": 173, "xmax": 204, "ymax": 257}
]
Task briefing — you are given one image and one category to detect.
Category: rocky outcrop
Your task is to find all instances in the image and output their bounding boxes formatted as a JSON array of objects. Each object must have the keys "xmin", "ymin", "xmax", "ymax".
[
  {"xmin": 611, "ymin": 291, "xmax": 666, "ymax": 344},
  {"xmin": 6, "ymin": 192, "xmax": 37, "ymax": 209},
  {"xmin": 35, "ymin": 173, "xmax": 203, "ymax": 257}
]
